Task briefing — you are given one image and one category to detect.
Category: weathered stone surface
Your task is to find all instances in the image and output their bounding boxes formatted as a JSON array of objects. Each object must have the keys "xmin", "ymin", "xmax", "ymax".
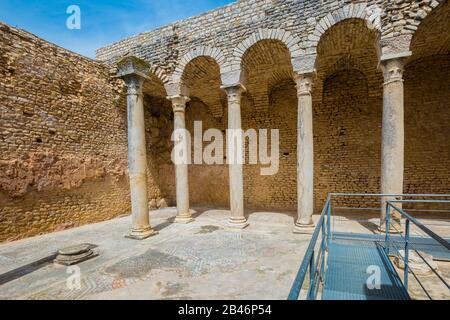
[
  {"xmin": 58, "ymin": 244, "xmax": 91, "ymax": 256},
  {"xmin": 55, "ymin": 250, "xmax": 94, "ymax": 264},
  {"xmin": 157, "ymin": 198, "xmax": 168, "ymax": 209},
  {"xmin": 95, "ymin": 0, "xmax": 446, "ymax": 76},
  {"xmin": 55, "ymin": 244, "xmax": 98, "ymax": 266},
  {"xmin": 0, "ymin": 23, "xmax": 173, "ymax": 242}
]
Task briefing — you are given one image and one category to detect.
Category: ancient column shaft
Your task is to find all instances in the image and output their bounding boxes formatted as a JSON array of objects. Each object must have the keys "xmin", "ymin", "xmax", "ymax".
[
  {"xmin": 223, "ymin": 84, "xmax": 248, "ymax": 229},
  {"xmin": 294, "ymin": 74, "xmax": 315, "ymax": 233},
  {"xmin": 169, "ymin": 95, "xmax": 193, "ymax": 224},
  {"xmin": 124, "ymin": 75, "xmax": 156, "ymax": 239},
  {"xmin": 380, "ymin": 58, "xmax": 405, "ymax": 231}
]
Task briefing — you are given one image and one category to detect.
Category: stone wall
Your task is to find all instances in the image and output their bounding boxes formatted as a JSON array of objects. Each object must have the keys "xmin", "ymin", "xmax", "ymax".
[
  {"xmin": 0, "ymin": 23, "xmax": 132, "ymax": 242},
  {"xmin": 96, "ymin": 0, "xmax": 446, "ymax": 81},
  {"xmin": 0, "ymin": 23, "xmax": 190, "ymax": 242}
]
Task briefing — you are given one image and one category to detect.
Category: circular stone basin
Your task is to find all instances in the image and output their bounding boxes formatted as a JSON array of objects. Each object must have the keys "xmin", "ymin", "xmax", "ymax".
[{"xmin": 58, "ymin": 244, "xmax": 91, "ymax": 256}]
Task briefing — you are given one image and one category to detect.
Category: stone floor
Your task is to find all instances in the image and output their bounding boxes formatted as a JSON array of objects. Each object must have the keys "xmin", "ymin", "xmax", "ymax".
[
  {"xmin": 0, "ymin": 207, "xmax": 448, "ymax": 300},
  {"xmin": 0, "ymin": 208, "xmax": 313, "ymax": 300}
]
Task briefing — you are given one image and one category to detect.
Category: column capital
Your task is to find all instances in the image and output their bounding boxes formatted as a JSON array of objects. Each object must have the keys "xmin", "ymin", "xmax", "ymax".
[
  {"xmin": 122, "ymin": 75, "xmax": 145, "ymax": 96},
  {"xmin": 381, "ymin": 58, "xmax": 406, "ymax": 85},
  {"xmin": 221, "ymin": 83, "xmax": 246, "ymax": 94},
  {"xmin": 294, "ymin": 73, "xmax": 314, "ymax": 96},
  {"xmin": 221, "ymin": 83, "xmax": 246, "ymax": 103},
  {"xmin": 167, "ymin": 95, "xmax": 190, "ymax": 113},
  {"xmin": 117, "ymin": 56, "xmax": 150, "ymax": 96},
  {"xmin": 117, "ymin": 56, "xmax": 150, "ymax": 78}
]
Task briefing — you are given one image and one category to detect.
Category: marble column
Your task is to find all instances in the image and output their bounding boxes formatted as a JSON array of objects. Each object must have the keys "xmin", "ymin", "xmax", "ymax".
[
  {"xmin": 380, "ymin": 58, "xmax": 406, "ymax": 232},
  {"xmin": 168, "ymin": 95, "xmax": 193, "ymax": 224},
  {"xmin": 123, "ymin": 74, "xmax": 157, "ymax": 239},
  {"xmin": 294, "ymin": 73, "xmax": 315, "ymax": 233},
  {"xmin": 223, "ymin": 84, "xmax": 248, "ymax": 229}
]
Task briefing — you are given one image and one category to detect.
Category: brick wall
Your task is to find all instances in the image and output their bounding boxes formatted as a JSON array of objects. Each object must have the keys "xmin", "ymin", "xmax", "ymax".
[
  {"xmin": 242, "ymin": 81, "xmax": 298, "ymax": 211},
  {"xmin": 404, "ymin": 55, "xmax": 450, "ymax": 195},
  {"xmin": 314, "ymin": 69, "xmax": 382, "ymax": 208}
]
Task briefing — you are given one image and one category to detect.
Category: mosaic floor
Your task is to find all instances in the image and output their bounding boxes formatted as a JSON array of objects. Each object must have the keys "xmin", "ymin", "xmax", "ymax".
[
  {"xmin": 0, "ymin": 208, "xmax": 311, "ymax": 300},
  {"xmin": 0, "ymin": 208, "xmax": 448, "ymax": 300}
]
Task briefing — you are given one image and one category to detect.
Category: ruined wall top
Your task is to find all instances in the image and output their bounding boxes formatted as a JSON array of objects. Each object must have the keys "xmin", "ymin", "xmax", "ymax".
[{"xmin": 96, "ymin": 0, "xmax": 445, "ymax": 89}]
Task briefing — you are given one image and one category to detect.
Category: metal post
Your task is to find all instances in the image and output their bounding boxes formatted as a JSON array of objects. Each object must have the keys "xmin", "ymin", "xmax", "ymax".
[
  {"xmin": 404, "ymin": 219, "xmax": 410, "ymax": 290},
  {"xmin": 321, "ymin": 220, "xmax": 326, "ymax": 253},
  {"xmin": 308, "ymin": 251, "xmax": 316, "ymax": 300},
  {"xmin": 320, "ymin": 221, "xmax": 326, "ymax": 283},
  {"xmin": 327, "ymin": 200, "xmax": 332, "ymax": 248},
  {"xmin": 385, "ymin": 202, "xmax": 391, "ymax": 255}
]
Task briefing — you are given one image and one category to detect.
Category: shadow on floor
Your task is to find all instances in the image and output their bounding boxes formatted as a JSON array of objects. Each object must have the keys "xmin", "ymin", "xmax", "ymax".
[
  {"xmin": 0, "ymin": 243, "xmax": 98, "ymax": 286},
  {"xmin": 153, "ymin": 217, "xmax": 176, "ymax": 232},
  {"xmin": 0, "ymin": 254, "xmax": 57, "ymax": 286},
  {"xmin": 191, "ymin": 207, "xmax": 229, "ymax": 219},
  {"xmin": 246, "ymin": 209, "xmax": 297, "ymax": 223},
  {"xmin": 151, "ymin": 207, "xmax": 225, "ymax": 232},
  {"xmin": 357, "ymin": 219, "xmax": 380, "ymax": 234}
]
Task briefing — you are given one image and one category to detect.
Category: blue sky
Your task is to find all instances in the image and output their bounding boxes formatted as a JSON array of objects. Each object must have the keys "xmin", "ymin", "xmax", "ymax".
[{"xmin": 0, "ymin": 0, "xmax": 235, "ymax": 58}]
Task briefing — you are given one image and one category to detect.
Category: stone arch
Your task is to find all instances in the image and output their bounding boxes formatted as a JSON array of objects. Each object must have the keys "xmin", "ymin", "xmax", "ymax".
[
  {"xmin": 149, "ymin": 66, "xmax": 170, "ymax": 85},
  {"xmin": 311, "ymin": 14, "xmax": 384, "ymax": 207},
  {"xmin": 307, "ymin": 3, "xmax": 382, "ymax": 55},
  {"xmin": 313, "ymin": 17, "xmax": 382, "ymax": 101},
  {"xmin": 228, "ymin": 28, "xmax": 303, "ymax": 75},
  {"xmin": 179, "ymin": 55, "xmax": 224, "ymax": 118},
  {"xmin": 408, "ymin": 0, "xmax": 449, "ymax": 60},
  {"xmin": 172, "ymin": 45, "xmax": 226, "ymax": 84},
  {"xmin": 407, "ymin": 0, "xmax": 447, "ymax": 51},
  {"xmin": 238, "ymin": 37, "xmax": 295, "ymax": 112}
]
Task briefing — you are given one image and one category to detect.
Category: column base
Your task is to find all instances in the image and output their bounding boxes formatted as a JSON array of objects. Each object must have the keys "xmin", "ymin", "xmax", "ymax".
[
  {"xmin": 227, "ymin": 217, "xmax": 249, "ymax": 230},
  {"xmin": 125, "ymin": 226, "xmax": 158, "ymax": 240},
  {"xmin": 175, "ymin": 214, "xmax": 194, "ymax": 224},
  {"xmin": 377, "ymin": 224, "xmax": 403, "ymax": 234},
  {"xmin": 293, "ymin": 222, "xmax": 316, "ymax": 234}
]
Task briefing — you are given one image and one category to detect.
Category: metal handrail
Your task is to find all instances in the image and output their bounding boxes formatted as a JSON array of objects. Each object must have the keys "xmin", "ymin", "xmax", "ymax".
[
  {"xmin": 331, "ymin": 193, "xmax": 450, "ymax": 197},
  {"xmin": 386, "ymin": 201, "xmax": 450, "ymax": 250},
  {"xmin": 288, "ymin": 194, "xmax": 331, "ymax": 300},
  {"xmin": 385, "ymin": 200, "xmax": 450, "ymax": 295},
  {"xmin": 289, "ymin": 193, "xmax": 450, "ymax": 300}
]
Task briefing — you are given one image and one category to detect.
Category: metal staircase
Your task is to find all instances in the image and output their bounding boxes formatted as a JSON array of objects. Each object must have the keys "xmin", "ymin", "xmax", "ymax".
[{"xmin": 288, "ymin": 194, "xmax": 450, "ymax": 300}]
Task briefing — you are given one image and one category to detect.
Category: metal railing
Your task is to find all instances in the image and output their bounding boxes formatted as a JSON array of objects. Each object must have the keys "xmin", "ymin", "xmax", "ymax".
[
  {"xmin": 287, "ymin": 194, "xmax": 331, "ymax": 300},
  {"xmin": 288, "ymin": 193, "xmax": 450, "ymax": 300},
  {"xmin": 385, "ymin": 200, "xmax": 450, "ymax": 299}
]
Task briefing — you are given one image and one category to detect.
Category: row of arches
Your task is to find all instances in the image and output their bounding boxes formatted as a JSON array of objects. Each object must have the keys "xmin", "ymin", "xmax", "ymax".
[
  {"xmin": 128, "ymin": 1, "xmax": 449, "ymax": 218},
  {"xmin": 146, "ymin": 1, "xmax": 444, "ymax": 93}
]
